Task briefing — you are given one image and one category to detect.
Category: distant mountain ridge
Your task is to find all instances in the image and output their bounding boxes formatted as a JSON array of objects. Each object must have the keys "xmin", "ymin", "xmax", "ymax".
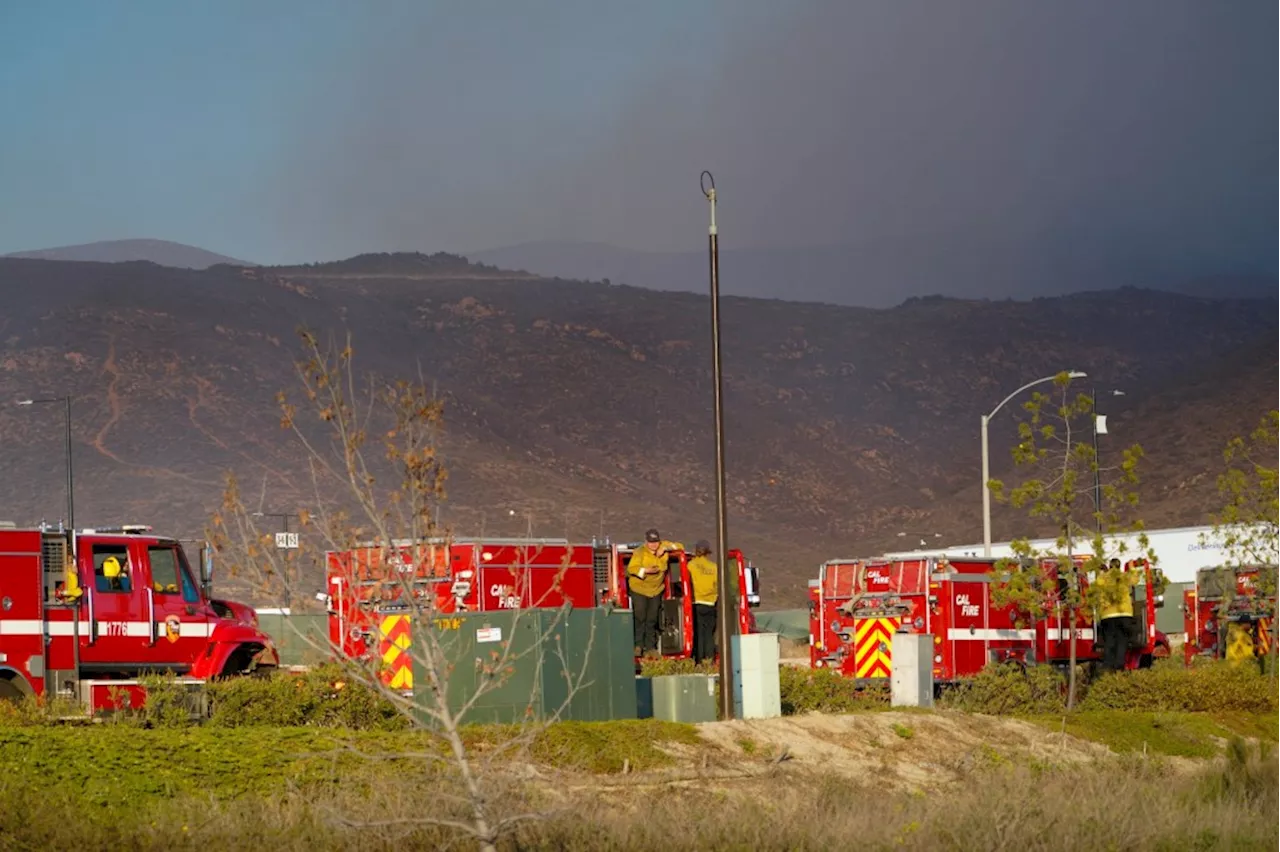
[
  {"xmin": 4, "ymin": 239, "xmax": 252, "ymax": 269},
  {"xmin": 9, "ymin": 238, "xmax": 1273, "ymax": 308},
  {"xmin": 467, "ymin": 240, "xmax": 1279, "ymax": 308},
  {"xmin": 0, "ymin": 252, "xmax": 1274, "ymax": 606},
  {"xmin": 269, "ymin": 251, "xmax": 537, "ymax": 279}
]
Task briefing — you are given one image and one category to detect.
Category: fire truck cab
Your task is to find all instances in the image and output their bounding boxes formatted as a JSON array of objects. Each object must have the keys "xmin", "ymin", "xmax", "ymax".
[
  {"xmin": 0, "ymin": 522, "xmax": 278, "ymax": 712},
  {"xmin": 1182, "ymin": 564, "xmax": 1276, "ymax": 666}
]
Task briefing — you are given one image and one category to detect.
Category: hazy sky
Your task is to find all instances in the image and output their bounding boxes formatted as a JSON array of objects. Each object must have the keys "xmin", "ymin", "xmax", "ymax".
[{"xmin": 1, "ymin": 1, "xmax": 1275, "ymax": 271}]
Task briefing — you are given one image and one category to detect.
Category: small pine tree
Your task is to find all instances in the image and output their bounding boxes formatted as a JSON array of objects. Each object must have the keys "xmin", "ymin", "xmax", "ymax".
[
  {"xmin": 1201, "ymin": 410, "xmax": 1279, "ymax": 675},
  {"xmin": 986, "ymin": 372, "xmax": 1157, "ymax": 709}
]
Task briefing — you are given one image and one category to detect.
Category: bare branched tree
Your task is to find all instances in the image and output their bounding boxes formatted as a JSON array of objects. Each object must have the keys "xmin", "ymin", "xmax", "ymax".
[
  {"xmin": 207, "ymin": 329, "xmax": 598, "ymax": 851},
  {"xmin": 987, "ymin": 373, "xmax": 1158, "ymax": 709}
]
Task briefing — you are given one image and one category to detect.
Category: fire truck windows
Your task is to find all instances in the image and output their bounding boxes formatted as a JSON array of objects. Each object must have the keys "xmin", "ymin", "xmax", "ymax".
[
  {"xmin": 92, "ymin": 545, "xmax": 133, "ymax": 593},
  {"xmin": 173, "ymin": 546, "xmax": 201, "ymax": 602},
  {"xmin": 149, "ymin": 546, "xmax": 197, "ymax": 601},
  {"xmin": 668, "ymin": 559, "xmax": 684, "ymax": 597}
]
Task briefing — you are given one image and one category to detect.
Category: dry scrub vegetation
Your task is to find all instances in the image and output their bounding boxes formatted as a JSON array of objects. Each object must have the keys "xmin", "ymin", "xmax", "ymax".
[
  {"xmin": 2, "ymin": 660, "xmax": 1277, "ymax": 850},
  {"xmin": 0, "ymin": 707, "xmax": 1275, "ymax": 851}
]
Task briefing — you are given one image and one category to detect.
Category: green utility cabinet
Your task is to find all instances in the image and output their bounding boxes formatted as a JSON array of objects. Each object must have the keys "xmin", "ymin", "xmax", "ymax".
[
  {"xmin": 414, "ymin": 607, "xmax": 638, "ymax": 726},
  {"xmin": 642, "ymin": 674, "xmax": 718, "ymax": 723},
  {"xmin": 256, "ymin": 613, "xmax": 330, "ymax": 668}
]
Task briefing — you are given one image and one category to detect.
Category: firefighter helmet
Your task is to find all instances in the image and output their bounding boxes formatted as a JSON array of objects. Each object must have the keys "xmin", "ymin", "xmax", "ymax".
[{"xmin": 102, "ymin": 556, "xmax": 123, "ymax": 578}]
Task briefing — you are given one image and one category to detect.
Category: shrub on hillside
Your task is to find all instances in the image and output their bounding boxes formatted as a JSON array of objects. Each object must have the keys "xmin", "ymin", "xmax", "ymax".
[
  {"xmin": 939, "ymin": 662, "xmax": 1068, "ymax": 715},
  {"xmin": 1079, "ymin": 661, "xmax": 1278, "ymax": 713},
  {"xmin": 637, "ymin": 658, "xmax": 717, "ymax": 678},
  {"xmin": 779, "ymin": 666, "xmax": 889, "ymax": 714},
  {"xmin": 206, "ymin": 664, "xmax": 409, "ymax": 730}
]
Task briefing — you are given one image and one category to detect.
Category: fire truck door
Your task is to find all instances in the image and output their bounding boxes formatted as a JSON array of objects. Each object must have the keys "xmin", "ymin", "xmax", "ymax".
[
  {"xmin": 143, "ymin": 543, "xmax": 207, "ymax": 668},
  {"xmin": 78, "ymin": 541, "xmax": 150, "ymax": 670},
  {"xmin": 659, "ymin": 556, "xmax": 686, "ymax": 655}
]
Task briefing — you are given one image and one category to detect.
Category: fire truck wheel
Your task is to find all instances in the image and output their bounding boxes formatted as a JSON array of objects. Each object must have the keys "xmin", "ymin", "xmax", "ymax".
[
  {"xmin": 249, "ymin": 665, "xmax": 278, "ymax": 680},
  {"xmin": 0, "ymin": 674, "xmax": 30, "ymax": 703}
]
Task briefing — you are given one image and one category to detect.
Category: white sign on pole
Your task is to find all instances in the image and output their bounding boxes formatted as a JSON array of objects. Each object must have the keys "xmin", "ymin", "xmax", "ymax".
[{"xmin": 275, "ymin": 532, "xmax": 299, "ymax": 550}]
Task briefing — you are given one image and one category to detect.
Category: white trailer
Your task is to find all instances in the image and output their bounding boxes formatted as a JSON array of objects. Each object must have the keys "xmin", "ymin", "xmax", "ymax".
[{"xmin": 885, "ymin": 524, "xmax": 1274, "ymax": 584}]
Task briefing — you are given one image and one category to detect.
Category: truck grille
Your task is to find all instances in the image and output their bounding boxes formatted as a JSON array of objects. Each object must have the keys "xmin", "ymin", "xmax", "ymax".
[
  {"xmin": 41, "ymin": 535, "xmax": 69, "ymax": 599},
  {"xmin": 592, "ymin": 548, "xmax": 610, "ymax": 584}
]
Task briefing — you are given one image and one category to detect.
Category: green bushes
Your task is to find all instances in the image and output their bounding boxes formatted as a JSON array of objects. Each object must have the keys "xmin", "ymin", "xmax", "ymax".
[
  {"xmin": 938, "ymin": 659, "xmax": 1278, "ymax": 717},
  {"xmin": 637, "ymin": 658, "xmax": 717, "ymax": 677},
  {"xmin": 206, "ymin": 663, "xmax": 409, "ymax": 730},
  {"xmin": 939, "ymin": 662, "xmax": 1068, "ymax": 715},
  {"xmin": 524, "ymin": 719, "xmax": 701, "ymax": 773},
  {"xmin": 778, "ymin": 666, "xmax": 889, "ymax": 714},
  {"xmin": 1078, "ymin": 661, "xmax": 1278, "ymax": 713}
]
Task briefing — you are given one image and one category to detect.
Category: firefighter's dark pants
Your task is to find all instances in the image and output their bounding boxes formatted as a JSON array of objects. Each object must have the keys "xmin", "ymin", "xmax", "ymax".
[
  {"xmin": 694, "ymin": 602, "xmax": 718, "ymax": 663},
  {"xmin": 632, "ymin": 591, "xmax": 662, "ymax": 653},
  {"xmin": 1099, "ymin": 615, "xmax": 1136, "ymax": 671}
]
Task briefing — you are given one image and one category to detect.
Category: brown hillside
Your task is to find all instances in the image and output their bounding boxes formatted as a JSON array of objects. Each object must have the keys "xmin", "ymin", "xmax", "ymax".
[{"xmin": 0, "ymin": 256, "xmax": 1274, "ymax": 606}]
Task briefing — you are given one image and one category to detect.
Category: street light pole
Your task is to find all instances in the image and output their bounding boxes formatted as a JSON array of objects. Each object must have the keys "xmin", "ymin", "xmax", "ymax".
[
  {"xmin": 981, "ymin": 371, "xmax": 1087, "ymax": 557},
  {"xmin": 702, "ymin": 170, "xmax": 735, "ymax": 720},
  {"xmin": 17, "ymin": 395, "xmax": 75, "ymax": 554},
  {"xmin": 254, "ymin": 510, "xmax": 299, "ymax": 608},
  {"xmin": 1091, "ymin": 388, "xmax": 1125, "ymax": 534},
  {"xmin": 64, "ymin": 396, "xmax": 74, "ymax": 544}
]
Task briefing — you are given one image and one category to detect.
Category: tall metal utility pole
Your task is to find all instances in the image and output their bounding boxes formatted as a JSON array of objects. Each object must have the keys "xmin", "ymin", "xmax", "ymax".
[
  {"xmin": 1091, "ymin": 388, "xmax": 1101, "ymax": 534},
  {"xmin": 254, "ymin": 510, "xmax": 300, "ymax": 608},
  {"xmin": 17, "ymin": 395, "xmax": 75, "ymax": 555},
  {"xmin": 701, "ymin": 170, "xmax": 736, "ymax": 720},
  {"xmin": 1091, "ymin": 388, "xmax": 1125, "ymax": 533}
]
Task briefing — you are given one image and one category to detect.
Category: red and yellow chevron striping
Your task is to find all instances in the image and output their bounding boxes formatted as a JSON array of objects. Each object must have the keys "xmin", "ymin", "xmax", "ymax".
[
  {"xmin": 378, "ymin": 614, "xmax": 413, "ymax": 690},
  {"xmin": 853, "ymin": 616, "xmax": 899, "ymax": 679},
  {"xmin": 1258, "ymin": 619, "xmax": 1271, "ymax": 658}
]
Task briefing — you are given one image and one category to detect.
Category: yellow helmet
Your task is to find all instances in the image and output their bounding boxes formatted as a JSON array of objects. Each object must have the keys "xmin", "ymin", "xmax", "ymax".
[{"xmin": 102, "ymin": 556, "xmax": 123, "ymax": 579}]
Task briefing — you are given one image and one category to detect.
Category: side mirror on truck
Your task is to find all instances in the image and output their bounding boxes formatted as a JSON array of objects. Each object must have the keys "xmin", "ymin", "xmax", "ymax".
[{"xmin": 198, "ymin": 543, "xmax": 214, "ymax": 597}]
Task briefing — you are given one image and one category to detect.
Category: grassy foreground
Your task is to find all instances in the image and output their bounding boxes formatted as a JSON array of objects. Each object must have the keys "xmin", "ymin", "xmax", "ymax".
[
  {"xmin": 1, "ymin": 661, "xmax": 1274, "ymax": 849},
  {"xmin": 0, "ymin": 711, "xmax": 1276, "ymax": 851}
]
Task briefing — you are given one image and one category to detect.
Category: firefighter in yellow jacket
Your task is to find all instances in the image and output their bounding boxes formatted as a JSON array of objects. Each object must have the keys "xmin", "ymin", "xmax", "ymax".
[
  {"xmin": 1093, "ymin": 558, "xmax": 1141, "ymax": 672},
  {"xmin": 688, "ymin": 540, "xmax": 719, "ymax": 663},
  {"xmin": 628, "ymin": 528, "xmax": 680, "ymax": 657}
]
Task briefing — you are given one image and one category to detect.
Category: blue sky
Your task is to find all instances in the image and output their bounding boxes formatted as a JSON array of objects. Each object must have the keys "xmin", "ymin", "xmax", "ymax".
[
  {"xmin": 1, "ymin": 1, "xmax": 1275, "ymax": 277},
  {"xmin": 1, "ymin": 1, "xmax": 738, "ymax": 260}
]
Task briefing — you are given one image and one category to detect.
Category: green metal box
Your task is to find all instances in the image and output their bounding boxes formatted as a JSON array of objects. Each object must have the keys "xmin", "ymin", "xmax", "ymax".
[
  {"xmin": 416, "ymin": 607, "xmax": 638, "ymax": 726},
  {"xmin": 648, "ymin": 674, "xmax": 718, "ymax": 723},
  {"xmin": 256, "ymin": 613, "xmax": 330, "ymax": 668}
]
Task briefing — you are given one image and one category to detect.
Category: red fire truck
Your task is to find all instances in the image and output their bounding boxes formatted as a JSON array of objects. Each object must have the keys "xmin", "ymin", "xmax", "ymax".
[
  {"xmin": 809, "ymin": 555, "xmax": 1168, "ymax": 683},
  {"xmin": 1182, "ymin": 564, "xmax": 1276, "ymax": 666},
  {"xmin": 0, "ymin": 522, "xmax": 278, "ymax": 713},
  {"xmin": 323, "ymin": 536, "xmax": 761, "ymax": 690}
]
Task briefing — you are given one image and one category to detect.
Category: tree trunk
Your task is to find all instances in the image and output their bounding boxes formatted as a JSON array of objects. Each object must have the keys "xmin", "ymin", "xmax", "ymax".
[
  {"xmin": 1067, "ymin": 603, "xmax": 1078, "ymax": 711},
  {"xmin": 1065, "ymin": 534, "xmax": 1077, "ymax": 711}
]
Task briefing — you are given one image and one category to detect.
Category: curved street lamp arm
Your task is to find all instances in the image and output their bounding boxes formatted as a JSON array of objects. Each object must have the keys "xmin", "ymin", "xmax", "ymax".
[{"xmin": 986, "ymin": 371, "xmax": 1087, "ymax": 421}]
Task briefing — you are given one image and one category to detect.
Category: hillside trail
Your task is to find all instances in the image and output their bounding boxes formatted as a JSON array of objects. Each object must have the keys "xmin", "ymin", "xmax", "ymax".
[{"xmin": 549, "ymin": 710, "xmax": 1154, "ymax": 804}]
